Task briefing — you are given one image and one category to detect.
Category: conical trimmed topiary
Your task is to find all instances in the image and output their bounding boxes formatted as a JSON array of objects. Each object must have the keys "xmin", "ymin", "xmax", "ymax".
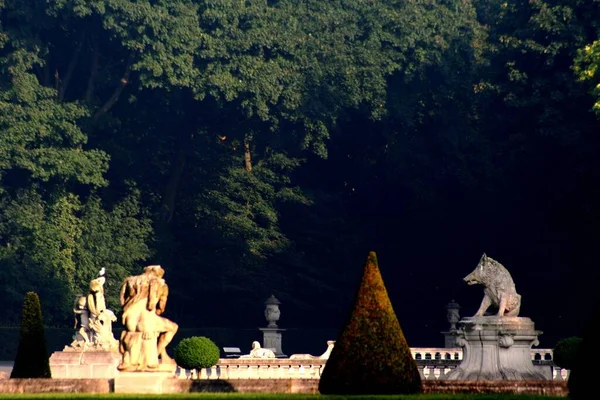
[
  {"xmin": 10, "ymin": 292, "xmax": 51, "ymax": 378},
  {"xmin": 319, "ymin": 251, "xmax": 421, "ymax": 394}
]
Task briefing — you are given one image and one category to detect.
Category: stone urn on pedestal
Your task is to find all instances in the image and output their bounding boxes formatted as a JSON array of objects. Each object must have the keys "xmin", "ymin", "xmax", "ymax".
[
  {"xmin": 264, "ymin": 295, "xmax": 281, "ymax": 327},
  {"xmin": 446, "ymin": 253, "xmax": 548, "ymax": 380},
  {"xmin": 259, "ymin": 295, "xmax": 286, "ymax": 357},
  {"xmin": 442, "ymin": 300, "xmax": 461, "ymax": 348}
]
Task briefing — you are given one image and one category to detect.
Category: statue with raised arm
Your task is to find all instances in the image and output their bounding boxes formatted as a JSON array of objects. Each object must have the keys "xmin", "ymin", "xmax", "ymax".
[
  {"xmin": 118, "ymin": 265, "xmax": 178, "ymax": 372},
  {"xmin": 87, "ymin": 275, "xmax": 119, "ymax": 350},
  {"xmin": 67, "ymin": 268, "xmax": 118, "ymax": 351},
  {"xmin": 463, "ymin": 253, "xmax": 521, "ymax": 317}
]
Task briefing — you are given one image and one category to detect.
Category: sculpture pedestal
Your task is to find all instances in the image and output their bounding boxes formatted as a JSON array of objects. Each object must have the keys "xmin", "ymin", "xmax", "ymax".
[
  {"xmin": 259, "ymin": 327, "xmax": 286, "ymax": 357},
  {"xmin": 446, "ymin": 316, "xmax": 547, "ymax": 380},
  {"xmin": 113, "ymin": 371, "xmax": 176, "ymax": 393},
  {"xmin": 49, "ymin": 351, "xmax": 121, "ymax": 379},
  {"xmin": 442, "ymin": 330, "xmax": 459, "ymax": 348}
]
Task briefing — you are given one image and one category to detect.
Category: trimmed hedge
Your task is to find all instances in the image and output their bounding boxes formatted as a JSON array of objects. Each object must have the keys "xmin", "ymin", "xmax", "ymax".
[
  {"xmin": 319, "ymin": 251, "xmax": 422, "ymax": 395},
  {"xmin": 553, "ymin": 336, "xmax": 582, "ymax": 370},
  {"xmin": 174, "ymin": 336, "xmax": 220, "ymax": 370},
  {"xmin": 568, "ymin": 304, "xmax": 599, "ymax": 399},
  {"xmin": 10, "ymin": 292, "xmax": 51, "ymax": 378}
]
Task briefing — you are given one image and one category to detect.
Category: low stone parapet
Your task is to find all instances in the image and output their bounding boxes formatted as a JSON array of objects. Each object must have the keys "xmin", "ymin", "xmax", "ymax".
[
  {"xmin": 0, "ymin": 378, "xmax": 568, "ymax": 395},
  {"xmin": 162, "ymin": 378, "xmax": 319, "ymax": 394},
  {"xmin": 422, "ymin": 380, "xmax": 568, "ymax": 396},
  {"xmin": 0, "ymin": 379, "xmax": 111, "ymax": 394}
]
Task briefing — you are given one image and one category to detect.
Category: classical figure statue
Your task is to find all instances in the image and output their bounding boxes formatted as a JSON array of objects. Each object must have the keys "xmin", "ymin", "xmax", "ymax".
[
  {"xmin": 87, "ymin": 276, "xmax": 119, "ymax": 350},
  {"xmin": 67, "ymin": 269, "xmax": 119, "ymax": 351},
  {"xmin": 463, "ymin": 253, "xmax": 521, "ymax": 317},
  {"xmin": 118, "ymin": 265, "xmax": 178, "ymax": 371},
  {"xmin": 72, "ymin": 295, "xmax": 91, "ymax": 344}
]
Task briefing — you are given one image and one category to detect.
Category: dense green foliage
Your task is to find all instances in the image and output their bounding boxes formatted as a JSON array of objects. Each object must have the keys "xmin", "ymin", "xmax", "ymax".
[
  {"xmin": 553, "ymin": 336, "xmax": 582, "ymax": 370},
  {"xmin": 0, "ymin": 0, "xmax": 599, "ymax": 349},
  {"xmin": 173, "ymin": 336, "xmax": 220, "ymax": 370},
  {"xmin": 10, "ymin": 292, "xmax": 51, "ymax": 378},
  {"xmin": 319, "ymin": 252, "xmax": 421, "ymax": 395}
]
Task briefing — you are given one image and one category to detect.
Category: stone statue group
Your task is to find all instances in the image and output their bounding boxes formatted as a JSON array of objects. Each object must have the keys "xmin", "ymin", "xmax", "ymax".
[
  {"xmin": 70, "ymin": 265, "xmax": 178, "ymax": 372},
  {"xmin": 67, "ymin": 252, "xmax": 534, "ymax": 378},
  {"xmin": 71, "ymin": 271, "xmax": 118, "ymax": 352}
]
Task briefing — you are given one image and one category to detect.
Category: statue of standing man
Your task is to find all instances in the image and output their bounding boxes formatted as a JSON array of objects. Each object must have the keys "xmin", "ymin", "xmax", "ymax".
[{"xmin": 118, "ymin": 265, "xmax": 178, "ymax": 371}]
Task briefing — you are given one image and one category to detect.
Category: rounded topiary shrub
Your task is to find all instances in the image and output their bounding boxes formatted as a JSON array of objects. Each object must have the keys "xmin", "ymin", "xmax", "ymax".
[
  {"xmin": 11, "ymin": 291, "xmax": 51, "ymax": 378},
  {"xmin": 553, "ymin": 336, "xmax": 582, "ymax": 370},
  {"xmin": 174, "ymin": 336, "xmax": 220, "ymax": 370}
]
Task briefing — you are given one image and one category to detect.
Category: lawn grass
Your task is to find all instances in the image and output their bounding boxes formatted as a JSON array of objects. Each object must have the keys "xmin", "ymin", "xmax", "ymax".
[{"xmin": 0, "ymin": 394, "xmax": 565, "ymax": 400}]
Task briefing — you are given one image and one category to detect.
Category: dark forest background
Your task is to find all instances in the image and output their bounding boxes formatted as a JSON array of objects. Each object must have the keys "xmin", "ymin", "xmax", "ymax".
[{"xmin": 2, "ymin": 0, "xmax": 600, "ymax": 355}]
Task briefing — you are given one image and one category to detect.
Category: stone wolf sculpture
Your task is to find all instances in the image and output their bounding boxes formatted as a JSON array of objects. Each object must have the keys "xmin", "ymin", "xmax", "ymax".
[{"xmin": 464, "ymin": 253, "xmax": 521, "ymax": 317}]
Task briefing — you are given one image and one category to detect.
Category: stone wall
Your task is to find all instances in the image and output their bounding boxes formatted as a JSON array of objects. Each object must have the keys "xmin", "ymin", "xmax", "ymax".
[
  {"xmin": 422, "ymin": 380, "xmax": 568, "ymax": 396},
  {"xmin": 0, "ymin": 378, "xmax": 568, "ymax": 395},
  {"xmin": 0, "ymin": 379, "xmax": 111, "ymax": 394},
  {"xmin": 163, "ymin": 378, "xmax": 319, "ymax": 394}
]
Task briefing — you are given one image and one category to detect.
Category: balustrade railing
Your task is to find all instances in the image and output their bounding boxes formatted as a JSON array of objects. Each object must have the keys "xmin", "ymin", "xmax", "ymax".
[{"xmin": 175, "ymin": 347, "xmax": 569, "ymax": 381}]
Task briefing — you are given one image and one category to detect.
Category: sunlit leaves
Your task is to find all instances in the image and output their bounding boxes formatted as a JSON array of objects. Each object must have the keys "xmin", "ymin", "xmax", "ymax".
[
  {"xmin": 575, "ymin": 41, "xmax": 600, "ymax": 116},
  {"xmin": 0, "ymin": 52, "xmax": 109, "ymax": 185}
]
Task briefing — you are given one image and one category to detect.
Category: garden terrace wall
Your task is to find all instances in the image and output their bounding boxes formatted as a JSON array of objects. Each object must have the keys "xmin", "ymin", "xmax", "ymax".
[
  {"xmin": 0, "ymin": 378, "xmax": 568, "ymax": 395},
  {"xmin": 422, "ymin": 380, "xmax": 568, "ymax": 396},
  {"xmin": 0, "ymin": 379, "xmax": 111, "ymax": 394}
]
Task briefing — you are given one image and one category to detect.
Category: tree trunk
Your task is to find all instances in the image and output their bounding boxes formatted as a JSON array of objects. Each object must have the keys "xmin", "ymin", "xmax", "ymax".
[
  {"xmin": 58, "ymin": 31, "xmax": 85, "ymax": 101},
  {"xmin": 244, "ymin": 134, "xmax": 253, "ymax": 172},
  {"xmin": 160, "ymin": 135, "xmax": 191, "ymax": 224},
  {"xmin": 91, "ymin": 53, "xmax": 134, "ymax": 123},
  {"xmin": 84, "ymin": 45, "xmax": 100, "ymax": 104},
  {"xmin": 160, "ymin": 94, "xmax": 198, "ymax": 225}
]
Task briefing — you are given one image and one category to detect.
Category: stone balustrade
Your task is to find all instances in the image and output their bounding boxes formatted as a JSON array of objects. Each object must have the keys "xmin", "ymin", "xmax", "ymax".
[
  {"xmin": 177, "ymin": 358, "xmax": 327, "ymax": 380},
  {"xmin": 174, "ymin": 347, "xmax": 569, "ymax": 382}
]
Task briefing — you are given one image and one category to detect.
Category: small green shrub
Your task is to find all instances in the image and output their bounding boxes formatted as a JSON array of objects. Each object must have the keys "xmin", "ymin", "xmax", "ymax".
[
  {"xmin": 553, "ymin": 336, "xmax": 582, "ymax": 370},
  {"xmin": 11, "ymin": 292, "xmax": 51, "ymax": 378},
  {"xmin": 174, "ymin": 336, "xmax": 220, "ymax": 370}
]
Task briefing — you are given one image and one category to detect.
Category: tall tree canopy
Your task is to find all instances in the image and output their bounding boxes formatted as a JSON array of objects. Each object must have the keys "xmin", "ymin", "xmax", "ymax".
[{"xmin": 0, "ymin": 0, "xmax": 599, "ymax": 351}]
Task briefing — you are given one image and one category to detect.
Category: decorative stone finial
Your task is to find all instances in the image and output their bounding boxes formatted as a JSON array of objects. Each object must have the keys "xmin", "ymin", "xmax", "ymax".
[
  {"xmin": 264, "ymin": 295, "xmax": 281, "ymax": 328},
  {"xmin": 446, "ymin": 299, "xmax": 461, "ymax": 331}
]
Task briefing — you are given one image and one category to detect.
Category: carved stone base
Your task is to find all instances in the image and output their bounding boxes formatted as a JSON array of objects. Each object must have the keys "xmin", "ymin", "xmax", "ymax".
[
  {"xmin": 117, "ymin": 360, "xmax": 177, "ymax": 373},
  {"xmin": 445, "ymin": 316, "xmax": 548, "ymax": 380},
  {"xmin": 113, "ymin": 371, "xmax": 176, "ymax": 393},
  {"xmin": 259, "ymin": 327, "xmax": 287, "ymax": 357},
  {"xmin": 49, "ymin": 351, "xmax": 121, "ymax": 379}
]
